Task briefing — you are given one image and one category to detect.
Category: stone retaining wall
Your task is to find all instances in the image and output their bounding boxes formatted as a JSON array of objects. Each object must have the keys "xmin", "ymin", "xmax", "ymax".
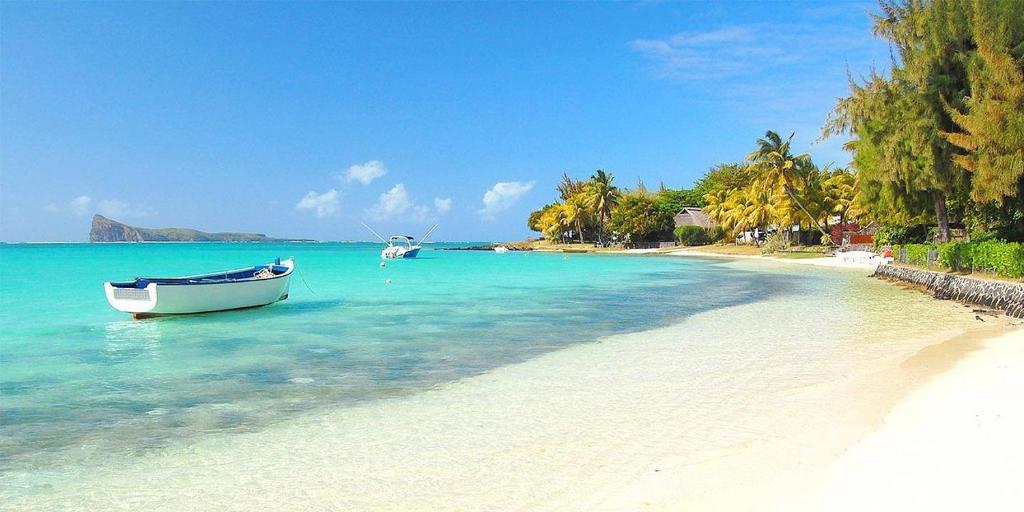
[{"xmin": 872, "ymin": 264, "xmax": 1024, "ymax": 318}]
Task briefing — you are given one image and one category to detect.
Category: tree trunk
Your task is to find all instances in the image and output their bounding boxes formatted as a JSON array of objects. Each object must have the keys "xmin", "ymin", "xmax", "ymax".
[
  {"xmin": 785, "ymin": 187, "xmax": 831, "ymax": 243},
  {"xmin": 932, "ymin": 191, "xmax": 950, "ymax": 243},
  {"xmin": 577, "ymin": 220, "xmax": 584, "ymax": 244}
]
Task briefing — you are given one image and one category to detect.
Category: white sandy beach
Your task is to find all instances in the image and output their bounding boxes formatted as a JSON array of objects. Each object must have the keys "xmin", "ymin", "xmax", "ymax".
[
  {"xmin": 806, "ymin": 327, "xmax": 1024, "ymax": 511},
  {"xmin": 667, "ymin": 247, "xmax": 885, "ymax": 271},
  {"xmin": 604, "ymin": 325, "xmax": 1024, "ymax": 512}
]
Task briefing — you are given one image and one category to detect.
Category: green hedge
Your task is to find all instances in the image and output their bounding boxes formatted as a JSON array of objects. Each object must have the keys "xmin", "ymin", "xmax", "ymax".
[
  {"xmin": 674, "ymin": 225, "xmax": 709, "ymax": 246},
  {"xmin": 674, "ymin": 226, "xmax": 725, "ymax": 246},
  {"xmin": 899, "ymin": 243, "xmax": 933, "ymax": 267},
  {"xmin": 875, "ymin": 225, "xmax": 928, "ymax": 247},
  {"xmin": 896, "ymin": 241, "xmax": 1024, "ymax": 278}
]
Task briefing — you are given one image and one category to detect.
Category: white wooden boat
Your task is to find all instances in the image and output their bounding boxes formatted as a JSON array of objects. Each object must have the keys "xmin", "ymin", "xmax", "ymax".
[
  {"xmin": 363, "ymin": 223, "xmax": 438, "ymax": 259},
  {"xmin": 104, "ymin": 258, "xmax": 294, "ymax": 319},
  {"xmin": 493, "ymin": 246, "xmax": 510, "ymax": 253}
]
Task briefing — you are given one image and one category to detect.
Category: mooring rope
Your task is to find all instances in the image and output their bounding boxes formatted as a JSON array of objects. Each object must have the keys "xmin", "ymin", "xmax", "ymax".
[{"xmin": 296, "ymin": 266, "xmax": 318, "ymax": 296}]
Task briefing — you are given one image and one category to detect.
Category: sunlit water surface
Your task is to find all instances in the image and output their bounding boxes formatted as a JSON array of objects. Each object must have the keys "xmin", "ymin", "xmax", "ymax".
[{"xmin": 0, "ymin": 243, "xmax": 967, "ymax": 504}]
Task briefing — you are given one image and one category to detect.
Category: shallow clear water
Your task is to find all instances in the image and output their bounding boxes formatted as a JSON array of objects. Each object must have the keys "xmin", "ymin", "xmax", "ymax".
[{"xmin": 0, "ymin": 242, "xmax": 799, "ymax": 495}]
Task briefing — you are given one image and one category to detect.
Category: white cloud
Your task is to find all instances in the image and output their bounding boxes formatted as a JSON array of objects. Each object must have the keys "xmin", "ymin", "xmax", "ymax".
[
  {"xmin": 368, "ymin": 184, "xmax": 412, "ymax": 219},
  {"xmin": 365, "ymin": 185, "xmax": 444, "ymax": 222},
  {"xmin": 412, "ymin": 204, "xmax": 431, "ymax": 221},
  {"xmin": 630, "ymin": 21, "xmax": 874, "ymax": 82},
  {"xmin": 295, "ymin": 189, "xmax": 339, "ymax": 218},
  {"xmin": 479, "ymin": 181, "xmax": 535, "ymax": 219},
  {"xmin": 96, "ymin": 199, "xmax": 129, "ymax": 217},
  {"xmin": 97, "ymin": 199, "xmax": 154, "ymax": 219},
  {"xmin": 342, "ymin": 160, "xmax": 388, "ymax": 185},
  {"xmin": 434, "ymin": 197, "xmax": 452, "ymax": 214},
  {"xmin": 44, "ymin": 203, "xmax": 60, "ymax": 213},
  {"xmin": 71, "ymin": 196, "xmax": 92, "ymax": 216},
  {"xmin": 67, "ymin": 195, "xmax": 153, "ymax": 218},
  {"xmin": 630, "ymin": 25, "xmax": 786, "ymax": 81}
]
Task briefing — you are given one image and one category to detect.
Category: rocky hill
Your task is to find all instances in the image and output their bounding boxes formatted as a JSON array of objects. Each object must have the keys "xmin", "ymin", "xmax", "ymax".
[{"xmin": 89, "ymin": 215, "xmax": 309, "ymax": 242}]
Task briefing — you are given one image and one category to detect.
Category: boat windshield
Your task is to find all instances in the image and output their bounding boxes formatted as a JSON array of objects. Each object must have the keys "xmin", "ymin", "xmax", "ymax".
[{"xmin": 388, "ymin": 236, "xmax": 415, "ymax": 247}]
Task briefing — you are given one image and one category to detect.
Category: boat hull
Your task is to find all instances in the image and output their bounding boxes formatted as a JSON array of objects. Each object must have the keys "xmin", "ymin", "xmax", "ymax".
[
  {"xmin": 104, "ymin": 261, "xmax": 293, "ymax": 318},
  {"xmin": 381, "ymin": 246, "xmax": 420, "ymax": 259}
]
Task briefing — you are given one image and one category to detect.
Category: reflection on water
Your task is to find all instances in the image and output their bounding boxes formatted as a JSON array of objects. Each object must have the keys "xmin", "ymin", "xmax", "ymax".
[{"xmin": 104, "ymin": 320, "xmax": 163, "ymax": 360}]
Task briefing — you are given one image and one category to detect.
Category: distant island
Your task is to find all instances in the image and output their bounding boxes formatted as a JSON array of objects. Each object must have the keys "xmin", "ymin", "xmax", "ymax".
[{"xmin": 89, "ymin": 215, "xmax": 311, "ymax": 242}]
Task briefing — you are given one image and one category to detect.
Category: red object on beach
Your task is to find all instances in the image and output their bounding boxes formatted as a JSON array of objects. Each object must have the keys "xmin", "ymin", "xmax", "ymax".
[
  {"xmin": 883, "ymin": 249, "xmax": 892, "ymax": 258},
  {"xmin": 831, "ymin": 223, "xmax": 861, "ymax": 245}
]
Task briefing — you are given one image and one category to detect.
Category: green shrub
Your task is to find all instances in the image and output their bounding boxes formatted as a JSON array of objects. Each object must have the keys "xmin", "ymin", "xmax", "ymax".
[
  {"xmin": 707, "ymin": 226, "xmax": 726, "ymax": 243},
  {"xmin": 674, "ymin": 225, "xmax": 709, "ymax": 246},
  {"xmin": 760, "ymin": 232, "xmax": 790, "ymax": 255},
  {"xmin": 937, "ymin": 241, "xmax": 964, "ymax": 269},
  {"xmin": 969, "ymin": 229, "xmax": 999, "ymax": 242},
  {"xmin": 897, "ymin": 244, "xmax": 937, "ymax": 268},
  {"xmin": 969, "ymin": 240, "xmax": 1024, "ymax": 277},
  {"xmin": 900, "ymin": 241, "xmax": 1024, "ymax": 278},
  {"xmin": 876, "ymin": 225, "xmax": 927, "ymax": 247}
]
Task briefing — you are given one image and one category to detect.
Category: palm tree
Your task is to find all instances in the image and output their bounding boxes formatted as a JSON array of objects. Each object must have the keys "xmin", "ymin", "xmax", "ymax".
[
  {"xmin": 725, "ymin": 190, "xmax": 758, "ymax": 240},
  {"xmin": 563, "ymin": 195, "xmax": 589, "ymax": 244},
  {"xmin": 541, "ymin": 205, "xmax": 567, "ymax": 243},
  {"xmin": 703, "ymin": 188, "xmax": 735, "ymax": 233},
  {"xmin": 821, "ymin": 169, "xmax": 859, "ymax": 227},
  {"xmin": 746, "ymin": 130, "xmax": 831, "ymax": 242},
  {"xmin": 583, "ymin": 169, "xmax": 620, "ymax": 245}
]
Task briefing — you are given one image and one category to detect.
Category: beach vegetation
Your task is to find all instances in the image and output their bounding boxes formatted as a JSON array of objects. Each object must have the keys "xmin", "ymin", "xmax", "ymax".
[
  {"xmin": 582, "ymin": 169, "xmax": 620, "ymax": 245},
  {"xmin": 746, "ymin": 131, "xmax": 832, "ymax": 240},
  {"xmin": 674, "ymin": 225, "xmax": 709, "ymax": 246},
  {"xmin": 874, "ymin": 224, "xmax": 928, "ymax": 247},
  {"xmin": 897, "ymin": 240, "xmax": 1024, "ymax": 278},
  {"xmin": 822, "ymin": 0, "xmax": 1024, "ymax": 243},
  {"xmin": 528, "ymin": 203, "xmax": 558, "ymax": 233},
  {"xmin": 525, "ymin": 0, "xmax": 1023, "ymax": 257},
  {"xmin": 693, "ymin": 132, "xmax": 861, "ymax": 246},
  {"xmin": 609, "ymin": 191, "xmax": 675, "ymax": 243},
  {"xmin": 557, "ymin": 172, "xmax": 587, "ymax": 201},
  {"xmin": 692, "ymin": 163, "xmax": 749, "ymax": 204},
  {"xmin": 760, "ymin": 232, "xmax": 792, "ymax": 255},
  {"xmin": 655, "ymin": 187, "xmax": 705, "ymax": 214},
  {"xmin": 563, "ymin": 194, "xmax": 591, "ymax": 245}
]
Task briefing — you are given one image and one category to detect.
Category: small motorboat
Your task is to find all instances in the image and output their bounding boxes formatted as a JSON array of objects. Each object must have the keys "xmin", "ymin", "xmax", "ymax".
[
  {"xmin": 381, "ymin": 235, "xmax": 422, "ymax": 259},
  {"xmin": 493, "ymin": 246, "xmax": 510, "ymax": 254},
  {"xmin": 104, "ymin": 258, "xmax": 294, "ymax": 319},
  {"xmin": 363, "ymin": 223, "xmax": 438, "ymax": 259}
]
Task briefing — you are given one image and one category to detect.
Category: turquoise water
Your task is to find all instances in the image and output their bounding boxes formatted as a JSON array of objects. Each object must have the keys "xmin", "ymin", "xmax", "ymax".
[{"xmin": 0, "ymin": 242, "xmax": 787, "ymax": 495}]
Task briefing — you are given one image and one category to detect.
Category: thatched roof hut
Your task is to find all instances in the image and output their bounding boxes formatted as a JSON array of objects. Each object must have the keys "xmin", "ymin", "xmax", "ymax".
[{"xmin": 673, "ymin": 207, "xmax": 716, "ymax": 229}]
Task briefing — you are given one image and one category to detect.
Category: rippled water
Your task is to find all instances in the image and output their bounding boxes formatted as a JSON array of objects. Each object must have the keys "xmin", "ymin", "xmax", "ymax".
[{"xmin": 0, "ymin": 242, "xmax": 800, "ymax": 497}]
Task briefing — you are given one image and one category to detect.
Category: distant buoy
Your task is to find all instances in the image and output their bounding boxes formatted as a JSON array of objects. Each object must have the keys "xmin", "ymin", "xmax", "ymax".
[
  {"xmin": 385, "ymin": 279, "xmax": 392, "ymax": 285},
  {"xmin": 380, "ymin": 262, "xmax": 386, "ymax": 268}
]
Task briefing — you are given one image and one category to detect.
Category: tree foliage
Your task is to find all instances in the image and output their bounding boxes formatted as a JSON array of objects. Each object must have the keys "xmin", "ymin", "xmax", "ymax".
[
  {"xmin": 823, "ymin": 0, "xmax": 1024, "ymax": 241},
  {"xmin": 609, "ymin": 192, "xmax": 675, "ymax": 243},
  {"xmin": 582, "ymin": 169, "xmax": 620, "ymax": 244}
]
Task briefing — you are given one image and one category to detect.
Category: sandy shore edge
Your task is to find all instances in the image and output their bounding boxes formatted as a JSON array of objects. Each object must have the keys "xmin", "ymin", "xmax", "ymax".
[
  {"xmin": 666, "ymin": 246, "xmax": 882, "ymax": 271},
  {"xmin": 804, "ymin": 327, "xmax": 1024, "ymax": 510},
  {"xmin": 590, "ymin": 322, "xmax": 1023, "ymax": 511}
]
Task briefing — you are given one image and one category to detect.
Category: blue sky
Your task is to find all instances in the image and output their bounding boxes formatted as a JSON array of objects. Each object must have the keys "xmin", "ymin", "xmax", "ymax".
[{"xmin": 0, "ymin": 1, "xmax": 890, "ymax": 242}]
